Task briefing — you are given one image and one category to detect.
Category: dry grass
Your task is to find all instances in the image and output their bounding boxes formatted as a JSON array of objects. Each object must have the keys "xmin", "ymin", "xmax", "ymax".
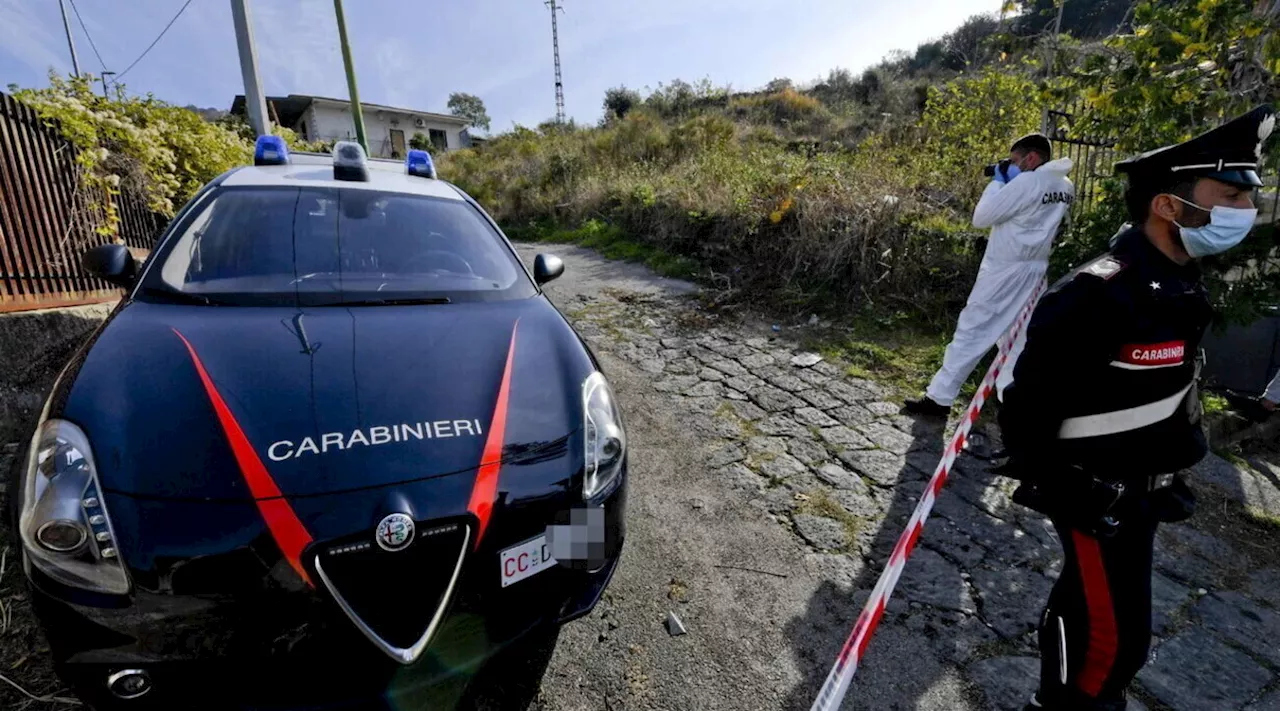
[
  {"xmin": 0, "ymin": 507, "xmax": 81, "ymax": 709},
  {"xmin": 441, "ymin": 93, "xmax": 988, "ymax": 322}
]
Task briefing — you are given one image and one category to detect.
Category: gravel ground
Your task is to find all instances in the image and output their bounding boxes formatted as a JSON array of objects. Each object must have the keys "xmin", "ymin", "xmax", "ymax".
[
  {"xmin": 1, "ymin": 243, "xmax": 1278, "ymax": 710},
  {"xmin": 515, "ymin": 243, "xmax": 1280, "ymax": 711}
]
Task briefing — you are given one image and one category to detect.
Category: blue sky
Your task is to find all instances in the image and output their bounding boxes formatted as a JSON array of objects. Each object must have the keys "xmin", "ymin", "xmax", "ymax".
[{"xmin": 2, "ymin": 0, "xmax": 997, "ymax": 131}]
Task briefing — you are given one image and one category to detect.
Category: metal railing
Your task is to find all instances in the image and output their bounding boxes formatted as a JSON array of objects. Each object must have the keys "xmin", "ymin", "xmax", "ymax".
[
  {"xmin": 0, "ymin": 92, "xmax": 164, "ymax": 311},
  {"xmin": 1045, "ymin": 102, "xmax": 1120, "ymax": 221}
]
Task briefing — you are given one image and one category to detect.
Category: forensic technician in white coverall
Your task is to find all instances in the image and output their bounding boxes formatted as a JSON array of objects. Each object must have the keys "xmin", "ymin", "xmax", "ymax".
[{"xmin": 904, "ymin": 133, "xmax": 1075, "ymax": 417}]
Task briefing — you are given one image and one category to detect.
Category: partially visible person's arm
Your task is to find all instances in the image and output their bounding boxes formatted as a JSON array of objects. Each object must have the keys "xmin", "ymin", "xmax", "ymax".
[
  {"xmin": 1263, "ymin": 369, "xmax": 1279, "ymax": 410},
  {"xmin": 999, "ymin": 273, "xmax": 1118, "ymax": 467},
  {"xmin": 972, "ymin": 173, "xmax": 1038, "ymax": 229}
]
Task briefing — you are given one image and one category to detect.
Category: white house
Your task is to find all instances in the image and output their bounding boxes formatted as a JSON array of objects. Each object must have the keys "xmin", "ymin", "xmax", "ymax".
[{"xmin": 230, "ymin": 94, "xmax": 472, "ymax": 158}]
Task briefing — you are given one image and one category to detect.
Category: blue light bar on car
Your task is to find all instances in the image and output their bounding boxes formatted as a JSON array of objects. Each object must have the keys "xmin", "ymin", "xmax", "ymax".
[
  {"xmin": 253, "ymin": 135, "xmax": 290, "ymax": 166},
  {"xmin": 405, "ymin": 149, "xmax": 437, "ymax": 179},
  {"xmin": 332, "ymin": 140, "xmax": 370, "ymax": 182}
]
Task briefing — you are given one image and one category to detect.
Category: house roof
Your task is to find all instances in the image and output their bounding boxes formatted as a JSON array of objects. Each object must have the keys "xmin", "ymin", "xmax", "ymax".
[{"xmin": 230, "ymin": 94, "xmax": 470, "ymax": 128}]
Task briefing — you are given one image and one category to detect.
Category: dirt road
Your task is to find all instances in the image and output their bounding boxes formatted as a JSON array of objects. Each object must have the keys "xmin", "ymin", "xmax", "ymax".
[
  {"xmin": 517, "ymin": 243, "xmax": 1280, "ymax": 711},
  {"xmin": 2, "ymin": 244, "xmax": 1278, "ymax": 710}
]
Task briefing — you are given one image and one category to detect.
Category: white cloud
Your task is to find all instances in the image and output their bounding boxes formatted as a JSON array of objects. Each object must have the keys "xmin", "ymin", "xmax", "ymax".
[
  {"xmin": 251, "ymin": 0, "xmax": 346, "ymax": 97},
  {"xmin": 372, "ymin": 37, "xmax": 420, "ymax": 109},
  {"xmin": 0, "ymin": 0, "xmax": 72, "ymax": 80}
]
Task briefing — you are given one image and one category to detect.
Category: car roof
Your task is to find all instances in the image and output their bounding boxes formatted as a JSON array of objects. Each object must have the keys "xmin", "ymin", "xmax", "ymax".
[{"xmin": 220, "ymin": 153, "xmax": 464, "ymax": 201}]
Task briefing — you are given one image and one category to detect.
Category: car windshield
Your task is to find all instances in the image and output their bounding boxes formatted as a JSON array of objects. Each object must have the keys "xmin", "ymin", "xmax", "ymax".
[{"xmin": 140, "ymin": 186, "xmax": 535, "ymax": 306}]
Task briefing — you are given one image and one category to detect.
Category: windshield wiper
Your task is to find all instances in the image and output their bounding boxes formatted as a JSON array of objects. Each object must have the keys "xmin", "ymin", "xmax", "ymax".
[
  {"xmin": 139, "ymin": 285, "xmax": 233, "ymax": 306},
  {"xmin": 322, "ymin": 297, "xmax": 453, "ymax": 307}
]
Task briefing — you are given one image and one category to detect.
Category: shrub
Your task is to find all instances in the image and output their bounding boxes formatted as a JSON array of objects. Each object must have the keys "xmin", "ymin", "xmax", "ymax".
[
  {"xmin": 729, "ymin": 88, "xmax": 836, "ymax": 137},
  {"xmin": 14, "ymin": 72, "xmax": 325, "ymax": 238},
  {"xmin": 438, "ymin": 78, "xmax": 988, "ymax": 320},
  {"xmin": 603, "ymin": 86, "xmax": 642, "ymax": 121},
  {"xmin": 913, "ymin": 68, "xmax": 1042, "ymax": 205},
  {"xmin": 14, "ymin": 73, "xmax": 252, "ymax": 236}
]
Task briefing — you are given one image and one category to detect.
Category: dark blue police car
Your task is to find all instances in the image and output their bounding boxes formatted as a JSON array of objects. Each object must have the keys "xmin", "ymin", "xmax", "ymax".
[{"xmin": 7, "ymin": 138, "xmax": 627, "ymax": 709}]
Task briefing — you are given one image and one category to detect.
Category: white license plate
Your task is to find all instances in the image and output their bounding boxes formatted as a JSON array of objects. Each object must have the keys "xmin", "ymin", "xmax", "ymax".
[{"xmin": 500, "ymin": 534, "xmax": 556, "ymax": 587}]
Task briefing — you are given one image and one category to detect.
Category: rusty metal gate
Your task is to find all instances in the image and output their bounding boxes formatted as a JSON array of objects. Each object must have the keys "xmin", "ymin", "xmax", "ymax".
[
  {"xmin": 0, "ymin": 91, "xmax": 164, "ymax": 312},
  {"xmin": 1044, "ymin": 102, "xmax": 1120, "ymax": 220}
]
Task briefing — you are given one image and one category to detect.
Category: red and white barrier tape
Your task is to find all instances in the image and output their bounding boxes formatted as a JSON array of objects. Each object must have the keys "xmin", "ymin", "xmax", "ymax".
[{"xmin": 809, "ymin": 279, "xmax": 1047, "ymax": 711}]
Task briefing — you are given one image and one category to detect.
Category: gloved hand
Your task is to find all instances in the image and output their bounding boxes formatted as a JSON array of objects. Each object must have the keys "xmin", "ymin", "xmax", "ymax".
[{"xmin": 994, "ymin": 161, "xmax": 1022, "ymax": 185}]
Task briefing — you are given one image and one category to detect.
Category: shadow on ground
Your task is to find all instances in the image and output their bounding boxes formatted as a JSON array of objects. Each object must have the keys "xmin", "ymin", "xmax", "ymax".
[{"xmin": 782, "ymin": 416, "xmax": 992, "ymax": 711}]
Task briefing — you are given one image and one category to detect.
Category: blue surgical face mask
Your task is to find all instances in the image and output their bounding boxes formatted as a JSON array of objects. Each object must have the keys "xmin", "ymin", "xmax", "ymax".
[{"xmin": 1170, "ymin": 195, "xmax": 1257, "ymax": 258}]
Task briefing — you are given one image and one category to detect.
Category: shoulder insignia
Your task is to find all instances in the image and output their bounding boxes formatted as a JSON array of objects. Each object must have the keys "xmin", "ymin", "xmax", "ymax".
[
  {"xmin": 1080, "ymin": 256, "xmax": 1125, "ymax": 281},
  {"xmin": 1047, "ymin": 254, "xmax": 1127, "ymax": 295}
]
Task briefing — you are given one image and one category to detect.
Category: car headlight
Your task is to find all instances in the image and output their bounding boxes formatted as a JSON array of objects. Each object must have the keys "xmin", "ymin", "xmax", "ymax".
[
  {"xmin": 19, "ymin": 419, "xmax": 130, "ymax": 595},
  {"xmin": 582, "ymin": 372, "xmax": 626, "ymax": 500}
]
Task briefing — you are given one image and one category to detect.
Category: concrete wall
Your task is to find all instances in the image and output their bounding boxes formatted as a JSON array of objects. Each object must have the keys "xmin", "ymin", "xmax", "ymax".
[
  {"xmin": 298, "ymin": 102, "xmax": 466, "ymax": 158},
  {"xmin": 0, "ymin": 302, "xmax": 116, "ymax": 446}
]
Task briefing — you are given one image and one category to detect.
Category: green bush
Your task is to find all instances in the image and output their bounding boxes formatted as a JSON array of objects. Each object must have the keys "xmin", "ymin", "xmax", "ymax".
[
  {"xmin": 440, "ymin": 0, "xmax": 1277, "ymax": 328},
  {"xmin": 913, "ymin": 68, "xmax": 1042, "ymax": 205},
  {"xmin": 1059, "ymin": 0, "xmax": 1280, "ymax": 323},
  {"xmin": 438, "ymin": 69, "xmax": 1024, "ymax": 319},
  {"xmin": 729, "ymin": 88, "xmax": 837, "ymax": 137},
  {"xmin": 13, "ymin": 72, "xmax": 322, "ymax": 239}
]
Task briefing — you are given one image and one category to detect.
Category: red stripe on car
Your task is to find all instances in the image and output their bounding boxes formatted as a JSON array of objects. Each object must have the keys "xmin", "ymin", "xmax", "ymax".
[
  {"xmin": 468, "ymin": 321, "xmax": 519, "ymax": 548},
  {"xmin": 1071, "ymin": 530, "xmax": 1118, "ymax": 697},
  {"xmin": 173, "ymin": 329, "xmax": 315, "ymax": 587}
]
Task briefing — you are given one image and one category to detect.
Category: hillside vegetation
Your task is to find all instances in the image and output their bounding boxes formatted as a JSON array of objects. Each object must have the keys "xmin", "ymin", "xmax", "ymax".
[
  {"xmin": 447, "ymin": 71, "xmax": 1039, "ymax": 324},
  {"xmin": 442, "ymin": 0, "xmax": 1280, "ymax": 329}
]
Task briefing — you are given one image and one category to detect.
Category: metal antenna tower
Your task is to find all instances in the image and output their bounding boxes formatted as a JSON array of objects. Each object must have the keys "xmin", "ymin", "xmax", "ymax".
[{"xmin": 546, "ymin": 0, "xmax": 565, "ymax": 123}]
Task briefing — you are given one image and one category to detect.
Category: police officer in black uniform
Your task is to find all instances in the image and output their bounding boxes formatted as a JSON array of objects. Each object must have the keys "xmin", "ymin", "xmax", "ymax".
[{"xmin": 998, "ymin": 104, "xmax": 1275, "ymax": 711}]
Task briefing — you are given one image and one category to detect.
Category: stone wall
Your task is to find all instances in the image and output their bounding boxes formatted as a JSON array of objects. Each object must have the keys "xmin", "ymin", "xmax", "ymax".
[{"xmin": 0, "ymin": 301, "xmax": 116, "ymax": 446}]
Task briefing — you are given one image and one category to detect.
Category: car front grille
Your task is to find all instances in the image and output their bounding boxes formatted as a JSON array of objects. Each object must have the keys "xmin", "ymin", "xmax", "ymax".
[{"xmin": 314, "ymin": 518, "xmax": 470, "ymax": 664}]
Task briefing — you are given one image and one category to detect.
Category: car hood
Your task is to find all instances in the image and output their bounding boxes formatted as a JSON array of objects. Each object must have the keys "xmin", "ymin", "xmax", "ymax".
[{"xmin": 59, "ymin": 297, "xmax": 596, "ymax": 499}]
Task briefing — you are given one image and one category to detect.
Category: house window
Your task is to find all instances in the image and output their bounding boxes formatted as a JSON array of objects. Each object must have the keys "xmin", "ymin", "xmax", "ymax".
[{"xmin": 429, "ymin": 129, "xmax": 448, "ymax": 152}]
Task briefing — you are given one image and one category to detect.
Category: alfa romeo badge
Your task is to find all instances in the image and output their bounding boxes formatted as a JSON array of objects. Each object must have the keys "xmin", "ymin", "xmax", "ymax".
[{"xmin": 375, "ymin": 513, "xmax": 415, "ymax": 552}]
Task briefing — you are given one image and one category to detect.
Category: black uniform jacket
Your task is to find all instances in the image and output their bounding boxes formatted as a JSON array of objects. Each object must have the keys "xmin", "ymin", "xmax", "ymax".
[{"xmin": 1000, "ymin": 226, "xmax": 1213, "ymax": 478}]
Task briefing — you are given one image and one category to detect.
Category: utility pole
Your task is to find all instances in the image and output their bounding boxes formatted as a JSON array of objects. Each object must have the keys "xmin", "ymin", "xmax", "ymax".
[
  {"xmin": 230, "ymin": 0, "xmax": 270, "ymax": 137},
  {"xmin": 57, "ymin": 0, "xmax": 81, "ymax": 78},
  {"xmin": 333, "ymin": 0, "xmax": 368, "ymax": 153},
  {"xmin": 1046, "ymin": 0, "xmax": 1067, "ymax": 75},
  {"xmin": 546, "ymin": 0, "xmax": 566, "ymax": 123},
  {"xmin": 100, "ymin": 71, "xmax": 116, "ymax": 98},
  {"xmin": 1041, "ymin": 0, "xmax": 1068, "ymax": 133}
]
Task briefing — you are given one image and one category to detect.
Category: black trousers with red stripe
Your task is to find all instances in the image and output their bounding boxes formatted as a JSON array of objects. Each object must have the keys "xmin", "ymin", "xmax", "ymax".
[{"xmin": 1036, "ymin": 509, "xmax": 1159, "ymax": 710}]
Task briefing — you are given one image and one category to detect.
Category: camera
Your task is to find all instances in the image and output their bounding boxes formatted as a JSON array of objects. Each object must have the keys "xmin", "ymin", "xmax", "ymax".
[{"xmin": 983, "ymin": 159, "xmax": 1012, "ymax": 178}]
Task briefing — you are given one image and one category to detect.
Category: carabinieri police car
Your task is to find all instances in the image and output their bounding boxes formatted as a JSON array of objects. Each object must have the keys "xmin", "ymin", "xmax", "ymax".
[{"xmin": 7, "ymin": 137, "xmax": 627, "ymax": 709}]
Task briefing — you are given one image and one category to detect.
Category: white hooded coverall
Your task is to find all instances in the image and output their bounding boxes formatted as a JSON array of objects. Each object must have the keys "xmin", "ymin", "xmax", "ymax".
[
  {"xmin": 1265, "ymin": 369, "xmax": 1280, "ymax": 404},
  {"xmin": 924, "ymin": 158, "xmax": 1075, "ymax": 406}
]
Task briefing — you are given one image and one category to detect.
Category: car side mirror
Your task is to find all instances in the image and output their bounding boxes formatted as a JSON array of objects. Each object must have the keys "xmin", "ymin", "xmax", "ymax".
[
  {"xmin": 534, "ymin": 253, "xmax": 564, "ymax": 285},
  {"xmin": 82, "ymin": 244, "xmax": 137, "ymax": 289}
]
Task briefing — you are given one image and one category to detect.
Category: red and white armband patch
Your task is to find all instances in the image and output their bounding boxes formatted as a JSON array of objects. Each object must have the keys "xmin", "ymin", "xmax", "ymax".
[{"xmin": 1111, "ymin": 340, "xmax": 1186, "ymax": 370}]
